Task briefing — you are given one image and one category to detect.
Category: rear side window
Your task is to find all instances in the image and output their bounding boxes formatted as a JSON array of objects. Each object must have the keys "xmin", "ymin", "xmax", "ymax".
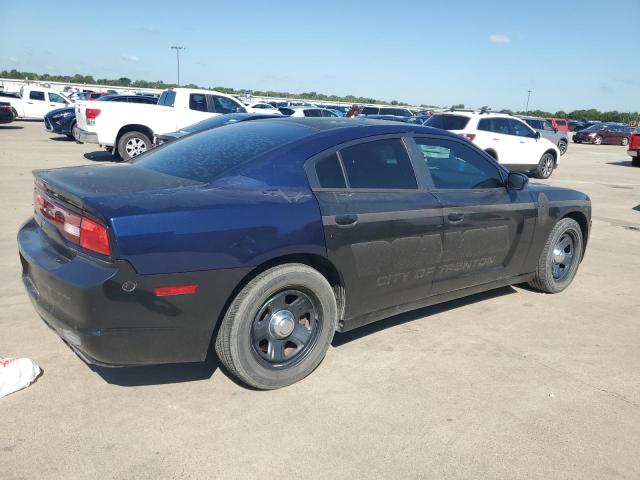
[
  {"xmin": 29, "ymin": 91, "xmax": 45, "ymax": 101},
  {"xmin": 339, "ymin": 138, "xmax": 417, "ymax": 189},
  {"xmin": 315, "ymin": 153, "xmax": 346, "ymax": 188},
  {"xmin": 132, "ymin": 121, "xmax": 311, "ymax": 183},
  {"xmin": 158, "ymin": 91, "xmax": 176, "ymax": 107},
  {"xmin": 361, "ymin": 106, "xmax": 379, "ymax": 115},
  {"xmin": 424, "ymin": 114, "xmax": 470, "ymax": 131},
  {"xmin": 525, "ymin": 119, "xmax": 543, "ymax": 129},
  {"xmin": 304, "ymin": 109, "xmax": 322, "ymax": 117},
  {"xmin": 189, "ymin": 94, "xmax": 208, "ymax": 112}
]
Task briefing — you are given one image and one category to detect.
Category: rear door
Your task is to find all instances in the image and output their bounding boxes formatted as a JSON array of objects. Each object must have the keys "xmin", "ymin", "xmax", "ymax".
[
  {"xmin": 23, "ymin": 89, "xmax": 48, "ymax": 118},
  {"xmin": 306, "ymin": 136, "xmax": 444, "ymax": 323},
  {"xmin": 411, "ymin": 135, "xmax": 536, "ymax": 294}
]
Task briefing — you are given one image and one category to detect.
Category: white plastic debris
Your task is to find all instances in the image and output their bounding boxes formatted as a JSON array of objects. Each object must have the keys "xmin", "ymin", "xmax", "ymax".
[{"xmin": 0, "ymin": 357, "xmax": 42, "ymax": 398}]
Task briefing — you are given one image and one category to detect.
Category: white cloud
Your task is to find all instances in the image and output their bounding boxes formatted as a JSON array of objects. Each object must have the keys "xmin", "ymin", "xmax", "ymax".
[
  {"xmin": 122, "ymin": 55, "xmax": 140, "ymax": 62},
  {"xmin": 489, "ymin": 34, "xmax": 511, "ymax": 44},
  {"xmin": 8, "ymin": 56, "xmax": 18, "ymax": 63}
]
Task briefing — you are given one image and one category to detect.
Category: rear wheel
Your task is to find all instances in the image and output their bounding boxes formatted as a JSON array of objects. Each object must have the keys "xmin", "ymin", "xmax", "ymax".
[
  {"xmin": 557, "ymin": 140, "xmax": 567, "ymax": 155},
  {"xmin": 533, "ymin": 152, "xmax": 555, "ymax": 179},
  {"xmin": 529, "ymin": 218, "xmax": 583, "ymax": 293},
  {"xmin": 593, "ymin": 135, "xmax": 603, "ymax": 145},
  {"xmin": 215, "ymin": 264, "xmax": 338, "ymax": 390},
  {"xmin": 117, "ymin": 131, "xmax": 151, "ymax": 161},
  {"xmin": 632, "ymin": 157, "xmax": 640, "ymax": 167},
  {"xmin": 621, "ymin": 137, "xmax": 629, "ymax": 146}
]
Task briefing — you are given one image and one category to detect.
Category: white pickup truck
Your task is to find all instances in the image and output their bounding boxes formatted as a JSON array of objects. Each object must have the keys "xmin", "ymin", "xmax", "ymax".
[
  {"xmin": 0, "ymin": 85, "xmax": 72, "ymax": 119},
  {"xmin": 75, "ymin": 88, "xmax": 247, "ymax": 160}
]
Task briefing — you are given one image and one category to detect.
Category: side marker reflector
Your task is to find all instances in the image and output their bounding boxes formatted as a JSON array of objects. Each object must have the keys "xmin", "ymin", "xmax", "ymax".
[{"xmin": 154, "ymin": 285, "xmax": 198, "ymax": 297}]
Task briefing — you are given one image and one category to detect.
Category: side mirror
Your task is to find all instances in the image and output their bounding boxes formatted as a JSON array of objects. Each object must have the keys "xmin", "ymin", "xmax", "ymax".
[
  {"xmin": 507, "ymin": 171, "xmax": 529, "ymax": 191},
  {"xmin": 534, "ymin": 131, "xmax": 541, "ymax": 139}
]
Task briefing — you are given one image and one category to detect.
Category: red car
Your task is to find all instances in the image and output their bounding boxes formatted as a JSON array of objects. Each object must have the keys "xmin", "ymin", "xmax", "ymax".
[
  {"xmin": 547, "ymin": 118, "xmax": 569, "ymax": 133},
  {"xmin": 628, "ymin": 128, "xmax": 640, "ymax": 167}
]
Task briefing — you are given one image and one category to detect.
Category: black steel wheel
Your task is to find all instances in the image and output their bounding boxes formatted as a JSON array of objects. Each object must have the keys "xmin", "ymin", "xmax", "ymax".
[
  {"xmin": 251, "ymin": 289, "xmax": 321, "ymax": 368},
  {"xmin": 215, "ymin": 263, "xmax": 337, "ymax": 389},
  {"xmin": 529, "ymin": 217, "xmax": 584, "ymax": 293}
]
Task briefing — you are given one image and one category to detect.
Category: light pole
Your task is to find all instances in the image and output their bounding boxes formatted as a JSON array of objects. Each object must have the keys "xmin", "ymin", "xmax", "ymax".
[
  {"xmin": 525, "ymin": 90, "xmax": 532, "ymax": 114},
  {"xmin": 170, "ymin": 46, "xmax": 185, "ymax": 86}
]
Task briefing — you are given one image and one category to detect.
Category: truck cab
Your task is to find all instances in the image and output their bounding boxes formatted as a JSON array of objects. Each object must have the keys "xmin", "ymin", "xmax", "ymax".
[{"xmin": 4, "ymin": 86, "xmax": 72, "ymax": 119}]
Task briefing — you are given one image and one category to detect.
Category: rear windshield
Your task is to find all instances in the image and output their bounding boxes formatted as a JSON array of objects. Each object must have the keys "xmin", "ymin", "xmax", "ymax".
[
  {"xmin": 424, "ymin": 114, "xmax": 470, "ymax": 131},
  {"xmin": 132, "ymin": 121, "xmax": 311, "ymax": 183}
]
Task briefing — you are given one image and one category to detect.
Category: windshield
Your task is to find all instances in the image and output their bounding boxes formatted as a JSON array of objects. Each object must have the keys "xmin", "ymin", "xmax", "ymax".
[
  {"xmin": 583, "ymin": 124, "xmax": 603, "ymax": 131},
  {"xmin": 133, "ymin": 120, "xmax": 312, "ymax": 183}
]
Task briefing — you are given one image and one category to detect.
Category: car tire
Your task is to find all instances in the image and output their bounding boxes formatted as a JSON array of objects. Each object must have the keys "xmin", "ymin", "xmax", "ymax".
[
  {"xmin": 593, "ymin": 135, "xmax": 603, "ymax": 145},
  {"xmin": 621, "ymin": 137, "xmax": 629, "ymax": 146},
  {"xmin": 632, "ymin": 157, "xmax": 640, "ymax": 167},
  {"xmin": 70, "ymin": 121, "xmax": 80, "ymax": 142},
  {"xmin": 573, "ymin": 139, "xmax": 581, "ymax": 143},
  {"xmin": 557, "ymin": 140, "xmax": 567, "ymax": 155},
  {"xmin": 215, "ymin": 263, "xmax": 338, "ymax": 390},
  {"xmin": 529, "ymin": 217, "xmax": 583, "ymax": 294},
  {"xmin": 117, "ymin": 131, "xmax": 151, "ymax": 161},
  {"xmin": 533, "ymin": 152, "xmax": 555, "ymax": 179}
]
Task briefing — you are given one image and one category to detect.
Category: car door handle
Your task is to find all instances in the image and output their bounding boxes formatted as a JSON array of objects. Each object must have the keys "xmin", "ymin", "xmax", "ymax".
[
  {"xmin": 492, "ymin": 138, "xmax": 499, "ymax": 141},
  {"xmin": 27, "ymin": 102, "xmax": 33, "ymax": 104},
  {"xmin": 334, "ymin": 214, "xmax": 358, "ymax": 226},
  {"xmin": 447, "ymin": 212, "xmax": 464, "ymax": 223}
]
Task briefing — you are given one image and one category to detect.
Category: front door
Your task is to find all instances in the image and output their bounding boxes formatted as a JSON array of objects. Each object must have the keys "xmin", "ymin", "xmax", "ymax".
[
  {"xmin": 306, "ymin": 136, "xmax": 444, "ymax": 323},
  {"xmin": 23, "ymin": 90, "xmax": 48, "ymax": 118},
  {"xmin": 411, "ymin": 135, "xmax": 537, "ymax": 295}
]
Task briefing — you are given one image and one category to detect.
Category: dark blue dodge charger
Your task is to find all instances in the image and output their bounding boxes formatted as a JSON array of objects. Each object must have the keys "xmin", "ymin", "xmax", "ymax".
[{"xmin": 18, "ymin": 118, "xmax": 591, "ymax": 389}]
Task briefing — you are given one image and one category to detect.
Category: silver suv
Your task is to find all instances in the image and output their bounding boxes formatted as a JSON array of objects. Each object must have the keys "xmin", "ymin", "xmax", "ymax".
[{"xmin": 519, "ymin": 116, "xmax": 569, "ymax": 155}]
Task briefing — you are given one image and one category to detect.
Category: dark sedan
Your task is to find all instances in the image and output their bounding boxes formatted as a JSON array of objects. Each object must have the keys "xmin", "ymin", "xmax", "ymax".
[
  {"xmin": 0, "ymin": 102, "xmax": 14, "ymax": 124},
  {"xmin": 18, "ymin": 118, "xmax": 591, "ymax": 389},
  {"xmin": 154, "ymin": 112, "xmax": 281, "ymax": 146},
  {"xmin": 45, "ymin": 95, "xmax": 158, "ymax": 140},
  {"xmin": 573, "ymin": 123, "xmax": 632, "ymax": 145}
]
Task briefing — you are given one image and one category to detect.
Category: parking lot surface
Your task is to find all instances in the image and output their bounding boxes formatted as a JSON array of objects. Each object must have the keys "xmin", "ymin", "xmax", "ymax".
[{"xmin": 1, "ymin": 122, "xmax": 639, "ymax": 480}]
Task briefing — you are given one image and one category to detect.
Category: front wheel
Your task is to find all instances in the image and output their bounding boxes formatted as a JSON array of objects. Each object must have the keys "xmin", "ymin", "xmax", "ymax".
[
  {"xmin": 593, "ymin": 135, "xmax": 603, "ymax": 145},
  {"xmin": 117, "ymin": 131, "xmax": 151, "ymax": 161},
  {"xmin": 632, "ymin": 157, "xmax": 640, "ymax": 167},
  {"xmin": 529, "ymin": 218, "xmax": 583, "ymax": 293},
  {"xmin": 533, "ymin": 153, "xmax": 555, "ymax": 179},
  {"xmin": 557, "ymin": 140, "xmax": 567, "ymax": 155},
  {"xmin": 215, "ymin": 264, "xmax": 338, "ymax": 390},
  {"xmin": 621, "ymin": 137, "xmax": 629, "ymax": 146}
]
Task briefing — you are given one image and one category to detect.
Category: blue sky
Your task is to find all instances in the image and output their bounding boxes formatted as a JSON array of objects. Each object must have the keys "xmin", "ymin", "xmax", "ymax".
[{"xmin": 2, "ymin": 0, "xmax": 639, "ymax": 111}]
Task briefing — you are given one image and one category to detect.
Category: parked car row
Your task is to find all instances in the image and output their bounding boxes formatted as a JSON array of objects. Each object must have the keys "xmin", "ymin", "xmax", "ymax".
[{"xmin": 424, "ymin": 110, "xmax": 561, "ymax": 178}]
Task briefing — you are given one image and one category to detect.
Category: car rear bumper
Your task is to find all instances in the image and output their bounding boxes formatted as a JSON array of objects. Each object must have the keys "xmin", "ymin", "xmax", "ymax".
[
  {"xmin": 75, "ymin": 128, "xmax": 99, "ymax": 144},
  {"xmin": 18, "ymin": 218, "xmax": 248, "ymax": 366}
]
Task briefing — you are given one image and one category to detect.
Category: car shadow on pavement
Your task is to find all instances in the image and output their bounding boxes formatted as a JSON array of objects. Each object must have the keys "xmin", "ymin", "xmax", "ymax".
[
  {"xmin": 606, "ymin": 161, "xmax": 634, "ymax": 167},
  {"xmin": 49, "ymin": 136, "xmax": 73, "ymax": 141},
  {"xmin": 332, "ymin": 286, "xmax": 517, "ymax": 347},
  {"xmin": 90, "ymin": 353, "xmax": 220, "ymax": 387},
  {"xmin": 0, "ymin": 125, "xmax": 23, "ymax": 130},
  {"xmin": 84, "ymin": 151, "xmax": 117, "ymax": 162}
]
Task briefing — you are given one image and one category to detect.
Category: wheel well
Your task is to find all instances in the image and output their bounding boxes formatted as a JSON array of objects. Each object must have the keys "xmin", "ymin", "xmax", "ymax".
[
  {"xmin": 485, "ymin": 149, "xmax": 498, "ymax": 160},
  {"xmin": 563, "ymin": 211, "xmax": 589, "ymax": 253},
  {"xmin": 212, "ymin": 254, "xmax": 346, "ymax": 340},
  {"xmin": 116, "ymin": 124, "xmax": 154, "ymax": 147}
]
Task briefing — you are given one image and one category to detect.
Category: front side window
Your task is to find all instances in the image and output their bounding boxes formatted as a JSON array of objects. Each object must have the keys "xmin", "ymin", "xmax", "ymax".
[
  {"xmin": 211, "ymin": 95, "xmax": 243, "ymax": 114},
  {"xmin": 48, "ymin": 93, "xmax": 66, "ymax": 103},
  {"xmin": 339, "ymin": 138, "xmax": 417, "ymax": 189},
  {"xmin": 29, "ymin": 91, "xmax": 45, "ymax": 101},
  {"xmin": 189, "ymin": 93, "xmax": 208, "ymax": 112},
  {"xmin": 304, "ymin": 109, "xmax": 322, "ymax": 117},
  {"xmin": 542, "ymin": 120, "xmax": 554, "ymax": 131},
  {"xmin": 525, "ymin": 119, "xmax": 542, "ymax": 130},
  {"xmin": 509, "ymin": 119, "xmax": 535, "ymax": 138},
  {"xmin": 414, "ymin": 137, "xmax": 503, "ymax": 190}
]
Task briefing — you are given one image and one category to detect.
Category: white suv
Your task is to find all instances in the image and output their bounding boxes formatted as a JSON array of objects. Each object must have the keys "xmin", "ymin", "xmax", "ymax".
[{"xmin": 425, "ymin": 111, "xmax": 560, "ymax": 178}]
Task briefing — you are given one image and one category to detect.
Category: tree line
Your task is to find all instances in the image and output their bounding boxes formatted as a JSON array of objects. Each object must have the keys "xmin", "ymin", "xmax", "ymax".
[{"xmin": 2, "ymin": 69, "xmax": 638, "ymax": 122}]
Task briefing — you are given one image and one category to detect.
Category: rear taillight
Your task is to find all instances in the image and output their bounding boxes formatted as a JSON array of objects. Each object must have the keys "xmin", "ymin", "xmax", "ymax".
[
  {"xmin": 464, "ymin": 133, "xmax": 476, "ymax": 141},
  {"xmin": 85, "ymin": 108, "xmax": 101, "ymax": 125},
  {"xmin": 34, "ymin": 188, "xmax": 111, "ymax": 256},
  {"xmin": 0, "ymin": 105, "xmax": 11, "ymax": 112}
]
